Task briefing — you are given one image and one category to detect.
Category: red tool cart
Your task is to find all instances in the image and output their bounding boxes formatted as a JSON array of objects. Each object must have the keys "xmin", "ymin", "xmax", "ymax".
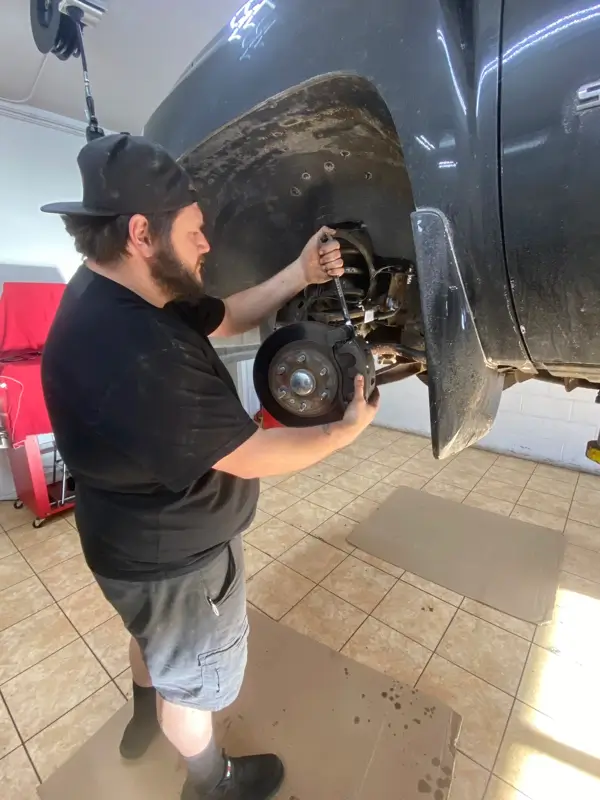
[{"xmin": 0, "ymin": 282, "xmax": 74, "ymax": 528}]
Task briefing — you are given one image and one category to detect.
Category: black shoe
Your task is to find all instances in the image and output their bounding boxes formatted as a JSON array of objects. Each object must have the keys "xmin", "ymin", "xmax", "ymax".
[
  {"xmin": 119, "ymin": 684, "xmax": 160, "ymax": 760},
  {"xmin": 181, "ymin": 754, "xmax": 285, "ymax": 799}
]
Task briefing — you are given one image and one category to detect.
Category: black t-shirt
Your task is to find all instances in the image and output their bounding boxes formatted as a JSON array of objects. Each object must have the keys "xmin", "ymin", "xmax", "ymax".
[{"xmin": 42, "ymin": 266, "xmax": 259, "ymax": 580}]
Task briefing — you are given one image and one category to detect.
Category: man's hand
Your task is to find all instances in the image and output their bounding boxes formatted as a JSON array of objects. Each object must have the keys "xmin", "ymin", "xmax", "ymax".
[
  {"xmin": 339, "ymin": 375, "xmax": 380, "ymax": 436},
  {"xmin": 297, "ymin": 226, "xmax": 344, "ymax": 286}
]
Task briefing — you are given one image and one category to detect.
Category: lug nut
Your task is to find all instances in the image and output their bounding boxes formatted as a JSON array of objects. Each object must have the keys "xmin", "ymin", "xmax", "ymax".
[
  {"xmin": 319, "ymin": 367, "xmax": 328, "ymax": 376},
  {"xmin": 297, "ymin": 353, "xmax": 306, "ymax": 363},
  {"xmin": 276, "ymin": 364, "xmax": 286, "ymax": 375},
  {"xmin": 320, "ymin": 391, "xmax": 329, "ymax": 400},
  {"xmin": 289, "ymin": 398, "xmax": 296, "ymax": 405},
  {"xmin": 278, "ymin": 387, "xmax": 287, "ymax": 398},
  {"xmin": 299, "ymin": 402, "xmax": 307, "ymax": 412}
]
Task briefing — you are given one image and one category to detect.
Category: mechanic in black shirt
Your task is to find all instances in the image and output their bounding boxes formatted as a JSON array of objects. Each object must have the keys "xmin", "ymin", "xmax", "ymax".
[{"xmin": 41, "ymin": 134, "xmax": 379, "ymax": 800}]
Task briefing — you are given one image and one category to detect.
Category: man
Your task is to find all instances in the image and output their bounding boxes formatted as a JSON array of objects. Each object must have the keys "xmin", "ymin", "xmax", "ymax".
[{"xmin": 41, "ymin": 134, "xmax": 379, "ymax": 800}]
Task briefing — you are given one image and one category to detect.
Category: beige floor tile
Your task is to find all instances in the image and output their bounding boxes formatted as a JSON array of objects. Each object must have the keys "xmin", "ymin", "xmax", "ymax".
[
  {"xmin": 381, "ymin": 468, "xmax": 428, "ymax": 489},
  {"xmin": 259, "ymin": 474, "xmax": 287, "ymax": 488},
  {"xmin": 518, "ymin": 489, "xmax": 571, "ymax": 518},
  {"xmin": 373, "ymin": 581, "xmax": 457, "ymax": 650},
  {"xmin": 484, "ymin": 776, "xmax": 529, "ymax": 799},
  {"xmin": 321, "ymin": 555, "xmax": 396, "ymax": 613},
  {"xmin": 437, "ymin": 611, "xmax": 530, "ymax": 695},
  {"xmin": 417, "ymin": 655, "xmax": 513, "ymax": 769},
  {"xmin": 302, "ymin": 462, "xmax": 344, "ymax": 483},
  {"xmin": 311, "ymin": 514, "xmax": 356, "ymax": 553},
  {"xmin": 564, "ymin": 519, "xmax": 600, "ymax": 551},
  {"xmin": 0, "ymin": 533, "xmax": 16, "ymax": 560},
  {"xmin": 517, "ymin": 643, "xmax": 600, "ymax": 722},
  {"xmin": 282, "ymin": 586, "xmax": 366, "ymax": 651},
  {"xmin": 59, "ymin": 582, "xmax": 117, "ymax": 635},
  {"xmin": 0, "ymin": 695, "xmax": 19, "ymax": 759},
  {"xmin": 27, "ymin": 683, "xmax": 124, "ymax": 781},
  {"xmin": 436, "ymin": 464, "xmax": 488, "ymax": 492},
  {"xmin": 0, "ymin": 605, "xmax": 77, "ymax": 684},
  {"xmin": 279, "ymin": 536, "xmax": 346, "ymax": 582},
  {"xmin": 449, "ymin": 752, "xmax": 490, "ymax": 800},
  {"xmin": 562, "ymin": 542, "xmax": 600, "ymax": 583},
  {"xmin": 324, "ymin": 452, "xmax": 362, "ymax": 471},
  {"xmin": 307, "ymin": 485, "xmax": 357, "ymax": 513},
  {"xmin": 534, "ymin": 570, "xmax": 600, "ymax": 660},
  {"xmin": 464, "ymin": 492, "xmax": 515, "ymax": 517},
  {"xmin": 510, "ymin": 505, "xmax": 565, "ymax": 532},
  {"xmin": 362, "ymin": 481, "xmax": 398, "ymax": 505},
  {"xmin": 0, "ymin": 502, "xmax": 35, "ymax": 532},
  {"xmin": 256, "ymin": 487, "xmax": 297, "ymax": 516},
  {"xmin": 495, "ymin": 699, "xmax": 600, "ymax": 799},
  {"xmin": 486, "ymin": 466, "xmax": 530, "ymax": 489},
  {"xmin": 0, "ymin": 577, "xmax": 53, "ymax": 633},
  {"xmin": 7, "ymin": 518, "xmax": 72, "ymax": 554},
  {"xmin": 472, "ymin": 478, "xmax": 523, "ymax": 504},
  {"xmin": 245, "ymin": 518, "xmax": 305, "ymax": 558},
  {"xmin": 0, "ymin": 553, "xmax": 34, "ymax": 592},
  {"xmin": 526, "ymin": 474, "xmax": 575, "ymax": 501},
  {"xmin": 84, "ymin": 616, "xmax": 131, "ymax": 678},
  {"xmin": 340, "ymin": 496, "xmax": 379, "ymax": 523},
  {"xmin": 353, "ymin": 549, "xmax": 404, "ymax": 578},
  {"xmin": 368, "ymin": 450, "xmax": 412, "ymax": 469},
  {"xmin": 278, "ymin": 501, "xmax": 333, "ymax": 533},
  {"xmin": 342, "ymin": 616, "xmax": 430, "ymax": 685},
  {"xmin": 368, "ymin": 425, "xmax": 404, "ymax": 445},
  {"xmin": 349, "ymin": 460, "xmax": 395, "ymax": 481},
  {"xmin": 573, "ymin": 484, "xmax": 600, "ymax": 507},
  {"xmin": 397, "ymin": 453, "xmax": 446, "ymax": 480},
  {"xmin": 22, "ymin": 530, "xmax": 81, "ymax": 573},
  {"xmin": 277, "ymin": 474, "xmax": 324, "ymax": 499},
  {"xmin": 387, "ymin": 436, "xmax": 430, "ymax": 459},
  {"xmin": 568, "ymin": 500, "xmax": 600, "ymax": 528},
  {"xmin": 461, "ymin": 599, "xmax": 535, "ymax": 641},
  {"xmin": 243, "ymin": 542, "xmax": 272, "ymax": 578},
  {"xmin": 494, "ymin": 455, "xmax": 535, "ymax": 475},
  {"xmin": 3, "ymin": 639, "xmax": 109, "ymax": 740},
  {"xmin": 37, "ymin": 554, "xmax": 94, "ymax": 601},
  {"xmin": 343, "ymin": 442, "xmax": 384, "ymax": 460},
  {"xmin": 0, "ymin": 746, "xmax": 39, "ymax": 799},
  {"xmin": 246, "ymin": 508, "xmax": 271, "ymax": 533},
  {"xmin": 330, "ymin": 472, "xmax": 378, "ymax": 495},
  {"xmin": 534, "ymin": 463, "xmax": 579, "ymax": 486},
  {"xmin": 401, "ymin": 573, "xmax": 464, "ymax": 607},
  {"xmin": 246, "ymin": 561, "xmax": 314, "ymax": 620},
  {"xmin": 577, "ymin": 471, "xmax": 600, "ymax": 491},
  {"xmin": 455, "ymin": 448, "xmax": 498, "ymax": 470},
  {"xmin": 114, "ymin": 668, "xmax": 133, "ymax": 699},
  {"xmin": 423, "ymin": 480, "xmax": 469, "ymax": 502}
]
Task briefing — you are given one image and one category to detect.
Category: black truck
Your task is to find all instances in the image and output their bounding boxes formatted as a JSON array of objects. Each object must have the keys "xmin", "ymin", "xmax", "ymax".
[{"xmin": 103, "ymin": 1, "xmax": 600, "ymax": 460}]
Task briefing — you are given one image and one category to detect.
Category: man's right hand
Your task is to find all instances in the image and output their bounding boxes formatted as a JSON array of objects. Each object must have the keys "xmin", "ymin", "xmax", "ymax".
[{"xmin": 339, "ymin": 375, "xmax": 380, "ymax": 437}]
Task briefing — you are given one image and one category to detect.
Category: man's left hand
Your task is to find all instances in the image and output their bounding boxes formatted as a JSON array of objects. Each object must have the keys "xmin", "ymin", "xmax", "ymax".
[{"xmin": 297, "ymin": 226, "xmax": 344, "ymax": 286}]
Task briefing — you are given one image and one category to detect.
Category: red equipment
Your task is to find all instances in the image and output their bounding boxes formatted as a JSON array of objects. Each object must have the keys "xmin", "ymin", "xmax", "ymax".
[{"xmin": 0, "ymin": 282, "xmax": 74, "ymax": 528}]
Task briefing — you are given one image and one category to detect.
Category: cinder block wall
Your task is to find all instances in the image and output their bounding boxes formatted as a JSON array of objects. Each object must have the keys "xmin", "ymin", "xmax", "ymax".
[{"xmin": 376, "ymin": 376, "xmax": 600, "ymax": 473}]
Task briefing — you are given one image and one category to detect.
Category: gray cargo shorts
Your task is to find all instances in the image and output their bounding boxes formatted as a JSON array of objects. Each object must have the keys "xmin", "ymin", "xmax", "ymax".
[{"xmin": 94, "ymin": 535, "xmax": 248, "ymax": 711}]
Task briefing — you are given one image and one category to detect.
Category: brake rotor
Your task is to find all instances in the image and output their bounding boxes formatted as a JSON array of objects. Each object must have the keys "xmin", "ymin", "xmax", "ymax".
[{"xmin": 254, "ymin": 321, "xmax": 376, "ymax": 428}]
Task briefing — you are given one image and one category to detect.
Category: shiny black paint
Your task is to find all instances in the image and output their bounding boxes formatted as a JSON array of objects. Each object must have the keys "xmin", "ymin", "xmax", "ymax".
[
  {"xmin": 501, "ymin": 0, "xmax": 600, "ymax": 369},
  {"xmin": 145, "ymin": 0, "xmax": 528, "ymax": 368}
]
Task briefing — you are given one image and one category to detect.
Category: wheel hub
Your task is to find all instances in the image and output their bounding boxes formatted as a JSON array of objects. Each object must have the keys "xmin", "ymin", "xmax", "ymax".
[{"xmin": 268, "ymin": 345, "xmax": 338, "ymax": 418}]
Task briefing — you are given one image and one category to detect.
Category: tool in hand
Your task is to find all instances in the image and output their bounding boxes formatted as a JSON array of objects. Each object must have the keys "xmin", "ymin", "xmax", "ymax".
[{"xmin": 320, "ymin": 232, "xmax": 353, "ymax": 329}]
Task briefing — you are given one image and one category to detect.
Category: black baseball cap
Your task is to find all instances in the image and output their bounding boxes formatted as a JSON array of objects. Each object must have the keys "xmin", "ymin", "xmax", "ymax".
[{"xmin": 41, "ymin": 133, "xmax": 198, "ymax": 217}]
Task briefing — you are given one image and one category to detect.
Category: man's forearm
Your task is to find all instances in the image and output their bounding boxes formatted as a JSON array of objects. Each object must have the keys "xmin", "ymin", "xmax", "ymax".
[{"xmin": 220, "ymin": 260, "xmax": 306, "ymax": 337}]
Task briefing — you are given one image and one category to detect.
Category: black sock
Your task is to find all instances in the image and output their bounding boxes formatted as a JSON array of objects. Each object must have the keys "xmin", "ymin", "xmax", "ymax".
[
  {"xmin": 185, "ymin": 736, "xmax": 227, "ymax": 794},
  {"xmin": 119, "ymin": 682, "xmax": 159, "ymax": 760}
]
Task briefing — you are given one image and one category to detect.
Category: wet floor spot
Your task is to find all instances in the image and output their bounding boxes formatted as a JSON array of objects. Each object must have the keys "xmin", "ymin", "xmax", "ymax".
[
  {"xmin": 354, "ymin": 716, "xmax": 360, "ymax": 724},
  {"xmin": 417, "ymin": 779, "xmax": 432, "ymax": 793}
]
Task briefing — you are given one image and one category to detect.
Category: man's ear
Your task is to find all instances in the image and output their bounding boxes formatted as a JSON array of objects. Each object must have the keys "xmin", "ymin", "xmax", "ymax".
[{"xmin": 128, "ymin": 214, "xmax": 154, "ymax": 258}]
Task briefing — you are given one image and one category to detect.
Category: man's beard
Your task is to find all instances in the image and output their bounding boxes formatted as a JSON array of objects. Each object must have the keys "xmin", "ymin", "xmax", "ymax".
[{"xmin": 148, "ymin": 240, "xmax": 205, "ymax": 302}]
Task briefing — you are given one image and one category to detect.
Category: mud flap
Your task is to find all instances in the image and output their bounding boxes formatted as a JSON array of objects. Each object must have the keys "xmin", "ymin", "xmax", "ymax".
[{"xmin": 411, "ymin": 209, "xmax": 504, "ymax": 458}]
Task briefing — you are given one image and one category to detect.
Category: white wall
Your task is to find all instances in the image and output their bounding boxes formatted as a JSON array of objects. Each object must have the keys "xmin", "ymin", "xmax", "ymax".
[
  {"xmin": 0, "ymin": 103, "xmax": 85, "ymax": 279},
  {"xmin": 377, "ymin": 375, "xmax": 600, "ymax": 473}
]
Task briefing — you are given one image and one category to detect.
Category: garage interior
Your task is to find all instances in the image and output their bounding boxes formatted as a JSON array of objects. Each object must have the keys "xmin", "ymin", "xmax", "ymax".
[{"xmin": 2, "ymin": 2, "xmax": 600, "ymax": 799}]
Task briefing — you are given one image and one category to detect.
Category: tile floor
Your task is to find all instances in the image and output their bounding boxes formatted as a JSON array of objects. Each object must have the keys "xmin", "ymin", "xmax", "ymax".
[{"xmin": 2, "ymin": 426, "xmax": 600, "ymax": 798}]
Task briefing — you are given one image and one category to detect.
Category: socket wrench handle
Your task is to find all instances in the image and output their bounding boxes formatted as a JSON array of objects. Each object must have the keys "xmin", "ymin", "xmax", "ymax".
[{"xmin": 320, "ymin": 232, "xmax": 353, "ymax": 328}]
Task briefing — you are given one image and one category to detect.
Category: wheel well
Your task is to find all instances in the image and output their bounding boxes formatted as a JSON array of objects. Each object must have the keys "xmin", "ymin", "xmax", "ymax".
[{"xmin": 180, "ymin": 73, "xmax": 416, "ymax": 298}]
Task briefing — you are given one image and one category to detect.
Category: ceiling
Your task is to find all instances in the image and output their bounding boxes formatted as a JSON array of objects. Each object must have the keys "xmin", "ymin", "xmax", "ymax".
[{"xmin": 0, "ymin": 0, "xmax": 242, "ymax": 132}]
